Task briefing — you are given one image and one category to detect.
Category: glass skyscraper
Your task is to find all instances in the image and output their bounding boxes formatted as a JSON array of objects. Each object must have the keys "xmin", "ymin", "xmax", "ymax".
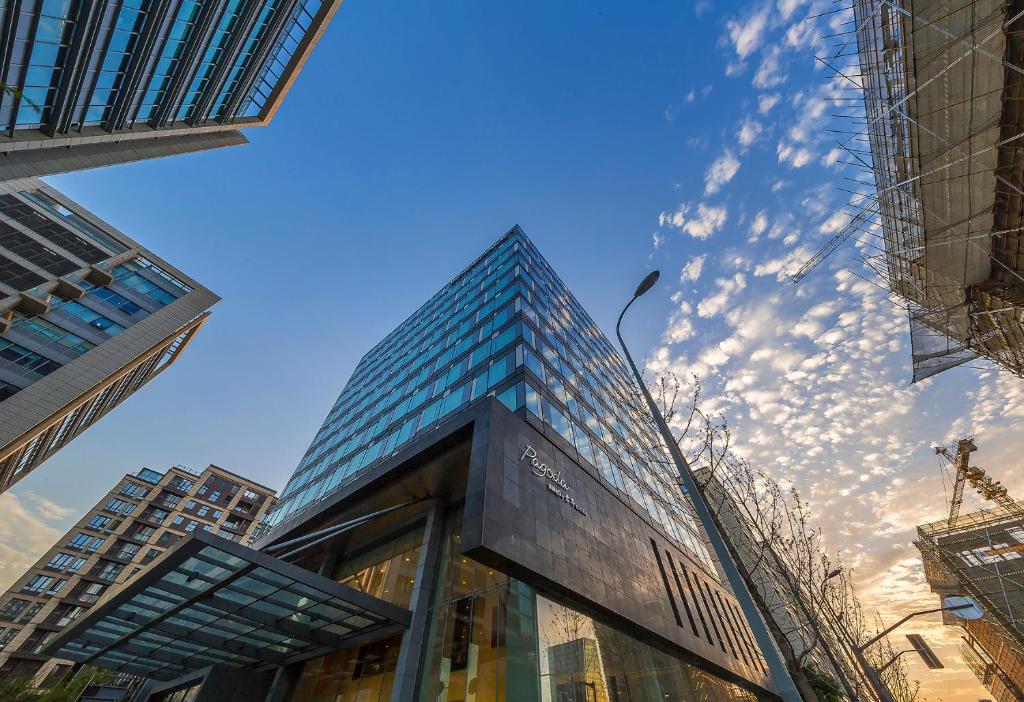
[
  {"xmin": 46, "ymin": 226, "xmax": 776, "ymax": 702},
  {"xmin": 0, "ymin": 0, "xmax": 342, "ymax": 179},
  {"xmin": 267, "ymin": 225, "xmax": 715, "ymax": 571}
]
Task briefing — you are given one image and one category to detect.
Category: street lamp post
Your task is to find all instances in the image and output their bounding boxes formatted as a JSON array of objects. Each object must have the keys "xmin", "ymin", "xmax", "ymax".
[
  {"xmin": 821, "ymin": 570, "xmax": 978, "ymax": 702},
  {"xmin": 615, "ymin": 270, "xmax": 803, "ymax": 702}
]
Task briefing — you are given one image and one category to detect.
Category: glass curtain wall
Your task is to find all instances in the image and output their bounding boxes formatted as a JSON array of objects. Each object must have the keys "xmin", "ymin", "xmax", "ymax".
[
  {"xmin": 536, "ymin": 595, "xmax": 762, "ymax": 702},
  {"xmin": 419, "ymin": 510, "xmax": 540, "ymax": 702}
]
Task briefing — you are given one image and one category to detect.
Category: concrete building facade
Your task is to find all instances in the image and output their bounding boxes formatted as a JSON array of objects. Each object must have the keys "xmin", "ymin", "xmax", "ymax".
[
  {"xmin": 46, "ymin": 227, "xmax": 781, "ymax": 701},
  {"xmin": 0, "ymin": 177, "xmax": 218, "ymax": 493},
  {"xmin": 0, "ymin": 463, "xmax": 275, "ymax": 687},
  {"xmin": 0, "ymin": 0, "xmax": 342, "ymax": 180}
]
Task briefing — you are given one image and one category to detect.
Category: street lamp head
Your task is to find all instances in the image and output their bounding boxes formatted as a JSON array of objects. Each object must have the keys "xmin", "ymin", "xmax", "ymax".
[
  {"xmin": 825, "ymin": 567, "xmax": 842, "ymax": 581},
  {"xmin": 634, "ymin": 270, "xmax": 660, "ymax": 298}
]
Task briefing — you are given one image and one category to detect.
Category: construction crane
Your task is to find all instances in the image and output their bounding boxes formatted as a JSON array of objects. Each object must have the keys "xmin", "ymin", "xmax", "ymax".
[
  {"xmin": 790, "ymin": 199, "xmax": 881, "ymax": 283},
  {"xmin": 934, "ymin": 438, "xmax": 1021, "ymax": 527}
]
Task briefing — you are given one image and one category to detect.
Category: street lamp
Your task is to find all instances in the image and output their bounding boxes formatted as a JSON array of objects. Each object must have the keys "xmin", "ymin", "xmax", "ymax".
[{"xmin": 616, "ymin": 270, "xmax": 803, "ymax": 702}]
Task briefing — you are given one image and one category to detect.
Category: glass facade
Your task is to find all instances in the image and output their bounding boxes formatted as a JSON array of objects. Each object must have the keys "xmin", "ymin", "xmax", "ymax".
[
  {"xmin": 291, "ymin": 510, "xmax": 758, "ymax": 702},
  {"xmin": 0, "ymin": 0, "xmax": 330, "ymax": 135},
  {"xmin": 268, "ymin": 226, "xmax": 714, "ymax": 572},
  {"xmin": 536, "ymin": 595, "xmax": 762, "ymax": 702}
]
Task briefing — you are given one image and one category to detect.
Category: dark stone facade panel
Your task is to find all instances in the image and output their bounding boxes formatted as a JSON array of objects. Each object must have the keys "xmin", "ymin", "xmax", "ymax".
[{"xmin": 463, "ymin": 399, "xmax": 774, "ymax": 694}]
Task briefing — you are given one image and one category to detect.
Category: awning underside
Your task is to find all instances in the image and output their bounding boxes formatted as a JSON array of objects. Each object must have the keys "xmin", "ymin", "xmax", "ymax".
[{"xmin": 46, "ymin": 533, "xmax": 410, "ymax": 681}]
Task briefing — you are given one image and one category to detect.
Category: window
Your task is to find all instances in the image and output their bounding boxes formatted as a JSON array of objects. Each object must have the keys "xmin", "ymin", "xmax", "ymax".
[
  {"xmin": 185, "ymin": 520, "xmax": 198, "ymax": 532},
  {"xmin": 52, "ymin": 300, "xmax": 125, "ymax": 335},
  {"xmin": 169, "ymin": 476, "xmax": 195, "ymax": 491},
  {"xmin": 48, "ymin": 579, "xmax": 67, "ymax": 595},
  {"xmin": 23, "ymin": 575, "xmax": 53, "ymax": 593},
  {"xmin": 185, "ymin": 500, "xmax": 196, "ymax": 510},
  {"xmin": 0, "ymin": 628, "xmax": 18, "ymax": 651},
  {"xmin": 79, "ymin": 583, "xmax": 105, "ymax": 604},
  {"xmin": 171, "ymin": 515, "xmax": 185, "ymax": 526},
  {"xmin": 212, "ymin": 510, "xmax": 223, "ymax": 519},
  {"xmin": 120, "ymin": 482, "xmax": 149, "ymax": 498},
  {"xmin": 209, "ymin": 491, "xmax": 221, "ymax": 502},
  {"xmin": 96, "ymin": 562, "xmax": 124, "ymax": 581},
  {"xmin": 86, "ymin": 515, "xmax": 111, "ymax": 530},
  {"xmin": 114, "ymin": 542, "xmax": 140, "ymax": 560},
  {"xmin": 46, "ymin": 553, "xmax": 75, "ymax": 570},
  {"xmin": 104, "ymin": 498, "xmax": 136, "ymax": 515},
  {"xmin": 56, "ymin": 606, "xmax": 83, "ymax": 628},
  {"xmin": 0, "ymin": 599, "xmax": 28, "ymax": 621},
  {"xmin": 88, "ymin": 287, "xmax": 144, "ymax": 316},
  {"xmin": 0, "ymin": 339, "xmax": 62, "ymax": 376},
  {"xmin": 196, "ymin": 505, "xmax": 209, "ymax": 517},
  {"xmin": 68, "ymin": 532, "xmax": 103, "ymax": 552},
  {"xmin": 10, "ymin": 315, "xmax": 93, "ymax": 355},
  {"xmin": 19, "ymin": 602, "xmax": 42, "ymax": 623}
]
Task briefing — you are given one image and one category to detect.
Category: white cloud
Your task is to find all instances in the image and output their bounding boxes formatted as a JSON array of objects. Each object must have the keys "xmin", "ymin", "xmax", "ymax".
[
  {"xmin": 820, "ymin": 210, "xmax": 851, "ymax": 234},
  {"xmin": 777, "ymin": 141, "xmax": 814, "ymax": 167},
  {"xmin": 752, "ymin": 245, "xmax": 813, "ymax": 281},
  {"xmin": 726, "ymin": 8, "xmax": 770, "ymax": 59},
  {"xmin": 665, "ymin": 301, "xmax": 696, "ymax": 343},
  {"xmin": 777, "ymin": 0, "xmax": 807, "ymax": 20},
  {"xmin": 705, "ymin": 150, "xmax": 741, "ymax": 195},
  {"xmin": 823, "ymin": 148, "xmax": 843, "ymax": 166},
  {"xmin": 697, "ymin": 273, "xmax": 747, "ymax": 317},
  {"xmin": 758, "ymin": 93, "xmax": 780, "ymax": 113},
  {"xmin": 749, "ymin": 211, "xmax": 769, "ymax": 241},
  {"xmin": 0, "ymin": 492, "xmax": 73, "ymax": 591},
  {"xmin": 660, "ymin": 203, "xmax": 729, "ymax": 239},
  {"xmin": 784, "ymin": 17, "xmax": 820, "ymax": 49},
  {"xmin": 753, "ymin": 46, "xmax": 787, "ymax": 88},
  {"xmin": 680, "ymin": 254, "xmax": 707, "ymax": 284},
  {"xmin": 737, "ymin": 117, "xmax": 763, "ymax": 148}
]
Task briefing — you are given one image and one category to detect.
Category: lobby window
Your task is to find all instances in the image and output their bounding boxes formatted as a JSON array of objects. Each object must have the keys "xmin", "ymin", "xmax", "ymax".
[
  {"xmin": 420, "ymin": 511, "xmax": 539, "ymax": 702},
  {"xmin": 333, "ymin": 528, "xmax": 423, "ymax": 609},
  {"xmin": 536, "ymin": 595, "xmax": 760, "ymax": 702},
  {"xmin": 289, "ymin": 632, "xmax": 403, "ymax": 702}
]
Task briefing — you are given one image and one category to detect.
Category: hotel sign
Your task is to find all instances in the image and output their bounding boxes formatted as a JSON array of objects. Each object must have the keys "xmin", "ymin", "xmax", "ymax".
[{"xmin": 520, "ymin": 446, "xmax": 587, "ymax": 516}]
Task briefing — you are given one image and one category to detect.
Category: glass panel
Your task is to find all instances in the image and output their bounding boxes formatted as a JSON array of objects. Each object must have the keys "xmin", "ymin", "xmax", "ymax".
[{"xmin": 536, "ymin": 595, "xmax": 760, "ymax": 702}]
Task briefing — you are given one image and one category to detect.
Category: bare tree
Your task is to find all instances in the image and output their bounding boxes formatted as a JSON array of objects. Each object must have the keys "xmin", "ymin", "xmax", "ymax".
[{"xmin": 630, "ymin": 370, "xmax": 920, "ymax": 702}]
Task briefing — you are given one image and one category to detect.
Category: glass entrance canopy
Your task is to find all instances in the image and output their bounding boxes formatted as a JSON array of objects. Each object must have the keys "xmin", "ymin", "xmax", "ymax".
[{"xmin": 44, "ymin": 531, "xmax": 411, "ymax": 680}]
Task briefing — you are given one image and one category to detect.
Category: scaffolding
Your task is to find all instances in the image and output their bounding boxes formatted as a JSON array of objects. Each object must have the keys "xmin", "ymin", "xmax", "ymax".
[
  {"xmin": 801, "ymin": 0, "xmax": 1024, "ymax": 381},
  {"xmin": 916, "ymin": 502, "xmax": 1024, "ymax": 699}
]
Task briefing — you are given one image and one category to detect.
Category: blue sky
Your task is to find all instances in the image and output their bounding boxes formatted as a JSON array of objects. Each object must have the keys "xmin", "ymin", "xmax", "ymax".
[{"xmin": 1, "ymin": 1, "xmax": 1021, "ymax": 699}]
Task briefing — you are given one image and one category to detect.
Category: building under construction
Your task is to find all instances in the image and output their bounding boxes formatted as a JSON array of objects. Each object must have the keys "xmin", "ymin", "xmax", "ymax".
[
  {"xmin": 807, "ymin": 0, "xmax": 1024, "ymax": 380},
  {"xmin": 916, "ymin": 439, "xmax": 1024, "ymax": 700}
]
